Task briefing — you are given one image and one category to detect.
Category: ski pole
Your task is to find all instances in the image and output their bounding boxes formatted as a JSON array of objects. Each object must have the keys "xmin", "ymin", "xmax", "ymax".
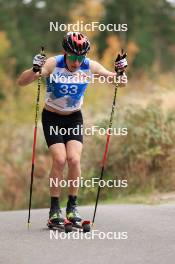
[
  {"xmin": 91, "ymin": 86, "xmax": 118, "ymax": 226},
  {"xmin": 92, "ymin": 50, "xmax": 126, "ymax": 226},
  {"xmin": 27, "ymin": 46, "xmax": 45, "ymax": 228}
]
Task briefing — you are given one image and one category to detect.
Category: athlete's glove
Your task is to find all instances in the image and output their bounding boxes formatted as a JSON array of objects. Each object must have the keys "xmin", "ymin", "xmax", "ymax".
[
  {"xmin": 115, "ymin": 52, "xmax": 127, "ymax": 76},
  {"xmin": 32, "ymin": 53, "xmax": 46, "ymax": 73}
]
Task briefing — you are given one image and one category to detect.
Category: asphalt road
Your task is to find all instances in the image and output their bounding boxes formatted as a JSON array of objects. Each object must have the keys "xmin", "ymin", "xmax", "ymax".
[{"xmin": 0, "ymin": 204, "xmax": 175, "ymax": 264}]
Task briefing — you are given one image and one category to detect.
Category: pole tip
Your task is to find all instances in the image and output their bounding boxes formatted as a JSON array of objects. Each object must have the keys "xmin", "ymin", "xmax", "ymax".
[
  {"xmin": 27, "ymin": 222, "xmax": 31, "ymax": 229},
  {"xmin": 91, "ymin": 222, "xmax": 95, "ymax": 228}
]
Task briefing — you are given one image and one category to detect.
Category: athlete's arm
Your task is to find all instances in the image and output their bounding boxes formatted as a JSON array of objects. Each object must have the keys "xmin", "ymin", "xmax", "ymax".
[
  {"xmin": 89, "ymin": 59, "xmax": 127, "ymax": 86},
  {"xmin": 89, "ymin": 60, "xmax": 116, "ymax": 77},
  {"xmin": 17, "ymin": 57, "xmax": 56, "ymax": 86}
]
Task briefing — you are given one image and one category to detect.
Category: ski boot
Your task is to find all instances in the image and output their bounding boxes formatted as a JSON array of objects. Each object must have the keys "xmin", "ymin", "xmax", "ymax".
[
  {"xmin": 66, "ymin": 205, "xmax": 90, "ymax": 233},
  {"xmin": 47, "ymin": 209, "xmax": 72, "ymax": 233}
]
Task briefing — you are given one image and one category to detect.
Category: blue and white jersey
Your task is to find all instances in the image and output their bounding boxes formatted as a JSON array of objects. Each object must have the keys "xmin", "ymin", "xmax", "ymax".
[{"xmin": 45, "ymin": 55, "xmax": 91, "ymax": 112}]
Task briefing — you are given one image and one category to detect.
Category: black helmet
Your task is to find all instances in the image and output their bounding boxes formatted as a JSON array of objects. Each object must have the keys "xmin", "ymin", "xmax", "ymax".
[{"xmin": 62, "ymin": 32, "xmax": 90, "ymax": 55}]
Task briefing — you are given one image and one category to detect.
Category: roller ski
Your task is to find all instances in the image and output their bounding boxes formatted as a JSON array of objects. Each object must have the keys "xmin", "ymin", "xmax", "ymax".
[
  {"xmin": 47, "ymin": 209, "xmax": 72, "ymax": 233},
  {"xmin": 66, "ymin": 205, "xmax": 91, "ymax": 233}
]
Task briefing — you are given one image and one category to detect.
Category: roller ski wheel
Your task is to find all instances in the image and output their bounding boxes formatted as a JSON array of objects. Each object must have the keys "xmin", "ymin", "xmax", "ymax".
[
  {"xmin": 64, "ymin": 219, "xmax": 73, "ymax": 233},
  {"xmin": 82, "ymin": 220, "xmax": 91, "ymax": 233},
  {"xmin": 71, "ymin": 220, "xmax": 91, "ymax": 233}
]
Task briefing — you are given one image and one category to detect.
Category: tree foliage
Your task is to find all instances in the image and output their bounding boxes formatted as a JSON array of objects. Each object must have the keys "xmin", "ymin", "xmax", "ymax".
[{"xmin": 97, "ymin": 0, "xmax": 175, "ymax": 72}]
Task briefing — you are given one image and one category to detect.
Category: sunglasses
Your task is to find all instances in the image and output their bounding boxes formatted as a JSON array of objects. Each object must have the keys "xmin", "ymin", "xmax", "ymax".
[{"xmin": 67, "ymin": 54, "xmax": 85, "ymax": 62}]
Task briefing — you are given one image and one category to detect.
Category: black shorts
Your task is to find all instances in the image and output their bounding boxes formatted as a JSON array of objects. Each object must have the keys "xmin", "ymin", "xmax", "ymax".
[{"xmin": 42, "ymin": 108, "xmax": 83, "ymax": 147}]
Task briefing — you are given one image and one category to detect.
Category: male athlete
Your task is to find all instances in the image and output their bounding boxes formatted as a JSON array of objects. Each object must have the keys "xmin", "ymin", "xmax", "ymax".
[{"xmin": 17, "ymin": 32, "xmax": 127, "ymax": 226}]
